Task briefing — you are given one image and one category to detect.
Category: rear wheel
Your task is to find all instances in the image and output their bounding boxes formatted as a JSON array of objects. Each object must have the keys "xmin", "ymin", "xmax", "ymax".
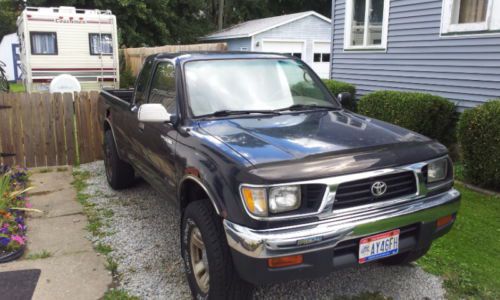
[
  {"xmin": 381, "ymin": 246, "xmax": 430, "ymax": 265},
  {"xmin": 181, "ymin": 200, "xmax": 253, "ymax": 299},
  {"xmin": 103, "ymin": 130, "xmax": 135, "ymax": 189}
]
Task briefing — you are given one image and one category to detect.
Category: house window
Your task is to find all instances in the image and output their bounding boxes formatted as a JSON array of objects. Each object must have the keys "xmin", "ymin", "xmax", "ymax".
[
  {"xmin": 441, "ymin": 0, "xmax": 499, "ymax": 34},
  {"xmin": 89, "ymin": 33, "xmax": 113, "ymax": 55},
  {"xmin": 344, "ymin": 0, "xmax": 390, "ymax": 50},
  {"xmin": 314, "ymin": 53, "xmax": 330, "ymax": 62},
  {"xmin": 30, "ymin": 32, "xmax": 57, "ymax": 55},
  {"xmin": 284, "ymin": 53, "xmax": 302, "ymax": 59}
]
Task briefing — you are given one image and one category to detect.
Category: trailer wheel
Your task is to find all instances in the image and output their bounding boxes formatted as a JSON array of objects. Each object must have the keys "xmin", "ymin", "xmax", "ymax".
[{"xmin": 104, "ymin": 130, "xmax": 134, "ymax": 189}]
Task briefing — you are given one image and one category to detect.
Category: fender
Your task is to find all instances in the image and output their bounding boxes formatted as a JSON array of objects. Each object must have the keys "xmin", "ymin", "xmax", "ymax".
[
  {"xmin": 103, "ymin": 118, "xmax": 122, "ymax": 160},
  {"xmin": 178, "ymin": 175, "xmax": 224, "ymax": 216}
]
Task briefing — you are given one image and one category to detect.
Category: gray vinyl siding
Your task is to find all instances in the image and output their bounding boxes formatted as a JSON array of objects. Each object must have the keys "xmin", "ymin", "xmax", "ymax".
[
  {"xmin": 254, "ymin": 15, "xmax": 331, "ymax": 65},
  {"xmin": 225, "ymin": 37, "xmax": 252, "ymax": 51},
  {"xmin": 331, "ymin": 0, "xmax": 500, "ymax": 109}
]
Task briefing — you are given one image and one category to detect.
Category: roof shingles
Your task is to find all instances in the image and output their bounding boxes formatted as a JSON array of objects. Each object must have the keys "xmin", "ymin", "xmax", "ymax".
[{"xmin": 202, "ymin": 11, "xmax": 330, "ymax": 40}]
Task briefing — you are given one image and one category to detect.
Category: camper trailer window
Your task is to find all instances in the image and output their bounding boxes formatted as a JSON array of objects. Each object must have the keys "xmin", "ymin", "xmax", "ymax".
[
  {"xmin": 89, "ymin": 33, "xmax": 113, "ymax": 55},
  {"xmin": 30, "ymin": 32, "xmax": 58, "ymax": 55}
]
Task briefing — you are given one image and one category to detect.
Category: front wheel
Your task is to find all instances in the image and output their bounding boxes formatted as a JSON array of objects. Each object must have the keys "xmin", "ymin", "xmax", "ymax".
[{"xmin": 181, "ymin": 200, "xmax": 253, "ymax": 299}]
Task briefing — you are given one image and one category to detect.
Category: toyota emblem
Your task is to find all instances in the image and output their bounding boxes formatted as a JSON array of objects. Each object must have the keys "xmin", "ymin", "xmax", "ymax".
[{"xmin": 371, "ymin": 181, "xmax": 387, "ymax": 197}]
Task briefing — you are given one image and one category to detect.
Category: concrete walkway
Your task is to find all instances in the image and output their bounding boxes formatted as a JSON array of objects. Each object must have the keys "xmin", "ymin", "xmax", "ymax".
[{"xmin": 0, "ymin": 168, "xmax": 112, "ymax": 300}]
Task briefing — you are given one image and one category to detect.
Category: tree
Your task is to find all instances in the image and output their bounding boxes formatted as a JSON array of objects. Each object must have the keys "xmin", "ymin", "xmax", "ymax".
[
  {"xmin": 0, "ymin": 1, "xmax": 23, "ymax": 38},
  {"xmin": 1, "ymin": 0, "xmax": 331, "ymax": 47}
]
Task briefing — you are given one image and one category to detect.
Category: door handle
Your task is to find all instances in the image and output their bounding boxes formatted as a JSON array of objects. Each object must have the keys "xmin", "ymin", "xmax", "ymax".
[{"xmin": 138, "ymin": 122, "xmax": 145, "ymax": 132}]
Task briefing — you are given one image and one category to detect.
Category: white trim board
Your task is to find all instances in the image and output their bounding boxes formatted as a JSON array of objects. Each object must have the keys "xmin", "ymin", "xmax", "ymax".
[
  {"xmin": 441, "ymin": 0, "xmax": 500, "ymax": 35},
  {"xmin": 343, "ymin": 0, "xmax": 390, "ymax": 51}
]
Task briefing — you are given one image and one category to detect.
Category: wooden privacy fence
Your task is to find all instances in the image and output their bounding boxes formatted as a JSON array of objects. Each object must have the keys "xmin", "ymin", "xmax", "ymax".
[
  {"xmin": 123, "ymin": 42, "xmax": 227, "ymax": 76},
  {"xmin": 0, "ymin": 92, "xmax": 103, "ymax": 168}
]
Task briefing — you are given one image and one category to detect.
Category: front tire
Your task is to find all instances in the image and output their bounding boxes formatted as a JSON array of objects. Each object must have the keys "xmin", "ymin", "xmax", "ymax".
[
  {"xmin": 181, "ymin": 200, "xmax": 253, "ymax": 299},
  {"xmin": 103, "ymin": 130, "xmax": 135, "ymax": 189}
]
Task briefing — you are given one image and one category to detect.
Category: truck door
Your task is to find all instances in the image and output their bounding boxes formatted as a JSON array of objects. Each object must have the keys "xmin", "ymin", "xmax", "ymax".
[
  {"xmin": 139, "ymin": 61, "xmax": 178, "ymax": 200},
  {"xmin": 118, "ymin": 57, "xmax": 155, "ymax": 177}
]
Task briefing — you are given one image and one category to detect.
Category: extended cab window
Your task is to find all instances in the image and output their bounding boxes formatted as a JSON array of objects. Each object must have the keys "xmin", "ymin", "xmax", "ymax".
[
  {"xmin": 30, "ymin": 32, "xmax": 58, "ymax": 55},
  {"xmin": 148, "ymin": 62, "xmax": 177, "ymax": 114}
]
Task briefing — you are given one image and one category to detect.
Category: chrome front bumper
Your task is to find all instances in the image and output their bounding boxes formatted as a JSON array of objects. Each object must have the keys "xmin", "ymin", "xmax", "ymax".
[{"xmin": 224, "ymin": 188, "xmax": 460, "ymax": 259}]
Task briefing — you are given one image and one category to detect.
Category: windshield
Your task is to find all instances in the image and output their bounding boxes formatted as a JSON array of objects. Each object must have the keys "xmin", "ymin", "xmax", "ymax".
[{"xmin": 184, "ymin": 59, "xmax": 339, "ymax": 117}]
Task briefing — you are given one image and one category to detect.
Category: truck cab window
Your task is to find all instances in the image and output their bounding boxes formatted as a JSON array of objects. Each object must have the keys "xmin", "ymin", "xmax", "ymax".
[
  {"xmin": 134, "ymin": 59, "xmax": 154, "ymax": 106},
  {"xmin": 148, "ymin": 62, "xmax": 177, "ymax": 115}
]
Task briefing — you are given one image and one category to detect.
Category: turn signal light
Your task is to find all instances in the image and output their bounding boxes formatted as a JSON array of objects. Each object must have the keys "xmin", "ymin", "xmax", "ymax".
[
  {"xmin": 436, "ymin": 215, "xmax": 454, "ymax": 228},
  {"xmin": 268, "ymin": 255, "xmax": 303, "ymax": 268}
]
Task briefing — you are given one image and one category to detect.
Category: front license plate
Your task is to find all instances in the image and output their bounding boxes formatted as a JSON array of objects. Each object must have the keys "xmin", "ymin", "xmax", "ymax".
[{"xmin": 359, "ymin": 229, "xmax": 400, "ymax": 264}]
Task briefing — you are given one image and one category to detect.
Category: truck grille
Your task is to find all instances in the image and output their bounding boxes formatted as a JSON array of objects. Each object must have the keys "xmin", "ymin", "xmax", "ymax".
[
  {"xmin": 301, "ymin": 184, "xmax": 327, "ymax": 211},
  {"xmin": 333, "ymin": 171, "xmax": 417, "ymax": 210}
]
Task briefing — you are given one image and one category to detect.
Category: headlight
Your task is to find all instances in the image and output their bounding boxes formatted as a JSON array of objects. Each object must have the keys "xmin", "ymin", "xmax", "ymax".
[
  {"xmin": 427, "ymin": 158, "xmax": 448, "ymax": 183},
  {"xmin": 269, "ymin": 186, "xmax": 301, "ymax": 213},
  {"xmin": 241, "ymin": 185, "xmax": 301, "ymax": 217}
]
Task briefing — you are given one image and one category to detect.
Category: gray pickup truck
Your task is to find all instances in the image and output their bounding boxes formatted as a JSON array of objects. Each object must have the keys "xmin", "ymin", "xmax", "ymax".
[{"xmin": 98, "ymin": 52, "xmax": 460, "ymax": 299}]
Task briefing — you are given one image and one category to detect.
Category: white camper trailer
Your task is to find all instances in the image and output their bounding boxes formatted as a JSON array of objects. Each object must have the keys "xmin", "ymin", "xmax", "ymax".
[{"xmin": 17, "ymin": 6, "xmax": 119, "ymax": 92}]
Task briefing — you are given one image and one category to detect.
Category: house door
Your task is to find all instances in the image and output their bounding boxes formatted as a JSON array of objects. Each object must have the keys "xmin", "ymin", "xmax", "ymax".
[{"xmin": 312, "ymin": 42, "xmax": 331, "ymax": 79}]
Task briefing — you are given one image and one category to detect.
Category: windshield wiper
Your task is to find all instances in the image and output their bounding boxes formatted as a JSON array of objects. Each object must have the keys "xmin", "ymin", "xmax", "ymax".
[
  {"xmin": 201, "ymin": 109, "xmax": 281, "ymax": 118},
  {"xmin": 275, "ymin": 104, "xmax": 340, "ymax": 112}
]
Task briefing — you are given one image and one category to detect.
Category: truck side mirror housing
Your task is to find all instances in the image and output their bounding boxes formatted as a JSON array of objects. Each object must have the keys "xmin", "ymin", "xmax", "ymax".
[
  {"xmin": 137, "ymin": 103, "xmax": 171, "ymax": 123},
  {"xmin": 337, "ymin": 92, "xmax": 352, "ymax": 107}
]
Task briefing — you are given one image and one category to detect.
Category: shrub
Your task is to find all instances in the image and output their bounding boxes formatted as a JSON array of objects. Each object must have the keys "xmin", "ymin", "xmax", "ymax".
[
  {"xmin": 457, "ymin": 100, "xmax": 500, "ymax": 190},
  {"xmin": 357, "ymin": 90, "xmax": 457, "ymax": 145},
  {"xmin": 119, "ymin": 49, "xmax": 136, "ymax": 89},
  {"xmin": 120, "ymin": 67, "xmax": 136, "ymax": 89},
  {"xmin": 322, "ymin": 79, "xmax": 357, "ymax": 111}
]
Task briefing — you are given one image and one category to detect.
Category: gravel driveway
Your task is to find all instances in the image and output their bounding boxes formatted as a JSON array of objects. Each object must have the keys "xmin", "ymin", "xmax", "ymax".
[{"xmin": 79, "ymin": 162, "xmax": 445, "ymax": 300}]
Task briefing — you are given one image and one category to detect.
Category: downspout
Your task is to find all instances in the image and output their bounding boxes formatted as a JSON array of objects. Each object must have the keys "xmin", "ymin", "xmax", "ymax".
[{"xmin": 329, "ymin": 0, "xmax": 336, "ymax": 80}]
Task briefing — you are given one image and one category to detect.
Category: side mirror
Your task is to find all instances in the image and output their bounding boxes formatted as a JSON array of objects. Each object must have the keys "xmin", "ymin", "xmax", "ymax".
[
  {"xmin": 137, "ymin": 103, "xmax": 171, "ymax": 123},
  {"xmin": 337, "ymin": 92, "xmax": 352, "ymax": 107}
]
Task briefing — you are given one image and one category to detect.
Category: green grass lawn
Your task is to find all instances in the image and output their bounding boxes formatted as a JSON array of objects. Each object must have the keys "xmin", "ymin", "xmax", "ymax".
[
  {"xmin": 418, "ymin": 183, "xmax": 500, "ymax": 299},
  {"xmin": 9, "ymin": 83, "xmax": 26, "ymax": 93}
]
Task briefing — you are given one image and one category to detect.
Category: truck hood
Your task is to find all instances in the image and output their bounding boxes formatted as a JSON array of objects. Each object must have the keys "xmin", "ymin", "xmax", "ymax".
[{"xmin": 197, "ymin": 110, "xmax": 443, "ymax": 170}]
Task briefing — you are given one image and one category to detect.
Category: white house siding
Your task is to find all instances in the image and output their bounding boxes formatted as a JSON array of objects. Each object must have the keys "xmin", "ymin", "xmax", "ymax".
[
  {"xmin": 331, "ymin": 0, "xmax": 500, "ymax": 109},
  {"xmin": 254, "ymin": 15, "xmax": 331, "ymax": 66}
]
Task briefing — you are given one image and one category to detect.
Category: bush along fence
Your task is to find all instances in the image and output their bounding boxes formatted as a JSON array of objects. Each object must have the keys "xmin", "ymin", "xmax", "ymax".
[
  {"xmin": 0, "ymin": 92, "xmax": 103, "ymax": 168},
  {"xmin": 357, "ymin": 90, "xmax": 457, "ymax": 146},
  {"xmin": 322, "ymin": 79, "xmax": 357, "ymax": 111},
  {"xmin": 457, "ymin": 99, "xmax": 500, "ymax": 191}
]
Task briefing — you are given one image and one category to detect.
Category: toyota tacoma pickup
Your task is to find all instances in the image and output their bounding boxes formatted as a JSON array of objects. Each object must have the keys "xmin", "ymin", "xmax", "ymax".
[{"xmin": 98, "ymin": 52, "xmax": 460, "ymax": 299}]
